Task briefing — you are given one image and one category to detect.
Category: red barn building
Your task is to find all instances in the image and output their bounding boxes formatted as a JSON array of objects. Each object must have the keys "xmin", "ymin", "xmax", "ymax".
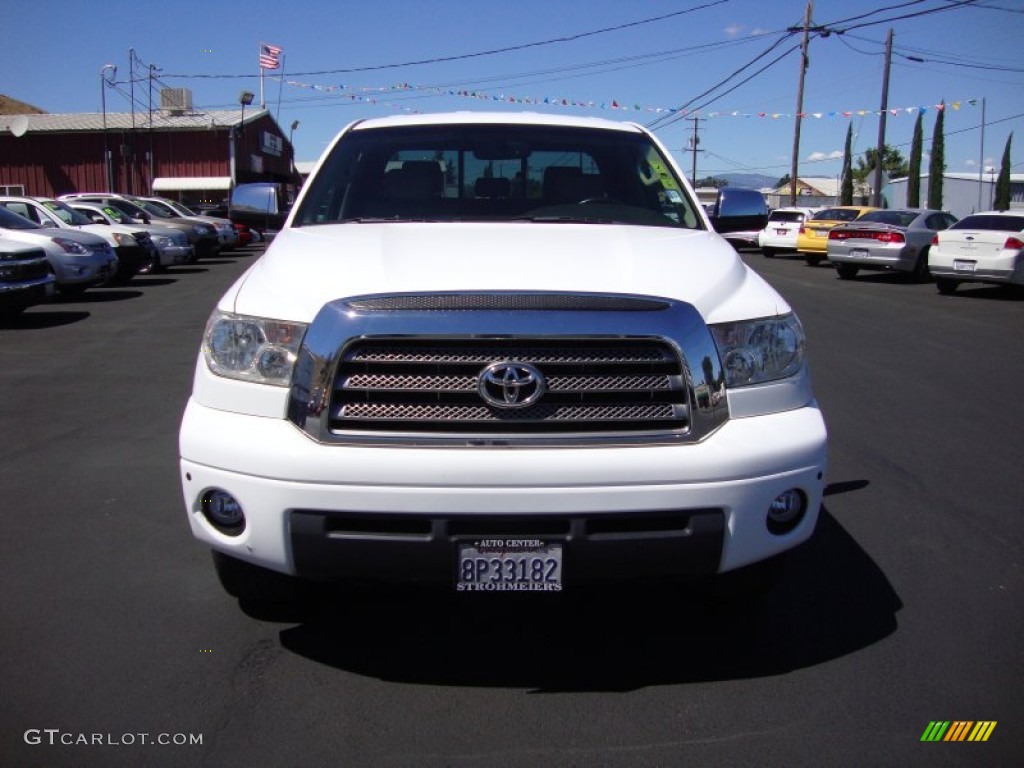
[{"xmin": 0, "ymin": 90, "xmax": 298, "ymax": 207}]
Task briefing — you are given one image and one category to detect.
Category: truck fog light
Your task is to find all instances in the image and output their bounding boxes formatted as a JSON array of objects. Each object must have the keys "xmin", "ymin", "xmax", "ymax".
[
  {"xmin": 200, "ymin": 489, "xmax": 245, "ymax": 535},
  {"xmin": 766, "ymin": 489, "xmax": 807, "ymax": 535}
]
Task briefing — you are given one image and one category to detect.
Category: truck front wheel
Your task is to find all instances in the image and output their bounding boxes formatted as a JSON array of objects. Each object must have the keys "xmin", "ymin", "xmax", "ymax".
[{"xmin": 212, "ymin": 551, "xmax": 310, "ymax": 604}]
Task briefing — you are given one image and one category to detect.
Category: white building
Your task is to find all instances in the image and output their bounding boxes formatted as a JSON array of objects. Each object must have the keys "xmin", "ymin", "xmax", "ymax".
[{"xmin": 885, "ymin": 172, "xmax": 1024, "ymax": 218}]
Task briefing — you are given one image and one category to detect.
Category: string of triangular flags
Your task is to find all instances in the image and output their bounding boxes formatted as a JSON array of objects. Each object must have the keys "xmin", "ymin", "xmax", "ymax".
[{"xmin": 282, "ymin": 78, "xmax": 976, "ymax": 119}]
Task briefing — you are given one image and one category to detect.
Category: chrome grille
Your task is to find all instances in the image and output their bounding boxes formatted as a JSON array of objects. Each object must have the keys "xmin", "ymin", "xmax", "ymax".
[
  {"xmin": 286, "ymin": 292, "xmax": 730, "ymax": 446},
  {"xmin": 330, "ymin": 338, "xmax": 688, "ymax": 435}
]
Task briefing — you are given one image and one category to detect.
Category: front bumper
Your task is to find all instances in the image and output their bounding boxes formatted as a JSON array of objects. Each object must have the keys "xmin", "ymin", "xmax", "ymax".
[
  {"xmin": 156, "ymin": 245, "xmax": 192, "ymax": 266},
  {"xmin": 112, "ymin": 244, "xmax": 151, "ymax": 278},
  {"xmin": 51, "ymin": 254, "xmax": 118, "ymax": 287},
  {"xmin": 0, "ymin": 275, "xmax": 55, "ymax": 310},
  {"xmin": 180, "ymin": 399, "xmax": 828, "ymax": 584}
]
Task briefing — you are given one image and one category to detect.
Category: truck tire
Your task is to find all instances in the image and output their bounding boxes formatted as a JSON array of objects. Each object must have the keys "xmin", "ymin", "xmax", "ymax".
[{"xmin": 212, "ymin": 551, "xmax": 309, "ymax": 604}]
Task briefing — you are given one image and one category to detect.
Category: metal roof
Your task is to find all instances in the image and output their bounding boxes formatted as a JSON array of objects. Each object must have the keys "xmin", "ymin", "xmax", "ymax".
[{"xmin": 1, "ymin": 108, "xmax": 265, "ymax": 134}]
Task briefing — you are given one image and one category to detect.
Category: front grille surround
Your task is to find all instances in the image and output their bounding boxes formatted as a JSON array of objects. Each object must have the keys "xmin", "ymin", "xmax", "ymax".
[{"xmin": 287, "ymin": 292, "xmax": 729, "ymax": 446}]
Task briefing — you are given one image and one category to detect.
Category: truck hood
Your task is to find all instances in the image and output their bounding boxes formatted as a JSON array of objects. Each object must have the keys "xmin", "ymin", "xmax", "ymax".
[{"xmin": 228, "ymin": 223, "xmax": 786, "ymax": 324}]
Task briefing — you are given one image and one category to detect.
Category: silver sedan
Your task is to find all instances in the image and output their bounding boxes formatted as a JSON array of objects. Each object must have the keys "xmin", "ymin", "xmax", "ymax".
[{"xmin": 827, "ymin": 209, "xmax": 958, "ymax": 282}]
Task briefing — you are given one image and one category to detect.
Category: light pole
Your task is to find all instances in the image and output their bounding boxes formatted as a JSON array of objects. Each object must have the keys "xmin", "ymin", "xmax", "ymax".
[
  {"xmin": 229, "ymin": 91, "xmax": 255, "ymax": 217},
  {"xmin": 100, "ymin": 64, "xmax": 117, "ymax": 191}
]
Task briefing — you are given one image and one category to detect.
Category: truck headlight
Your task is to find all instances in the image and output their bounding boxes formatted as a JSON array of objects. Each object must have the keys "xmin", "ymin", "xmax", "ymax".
[
  {"xmin": 710, "ymin": 313, "xmax": 805, "ymax": 387},
  {"xmin": 203, "ymin": 310, "xmax": 307, "ymax": 386}
]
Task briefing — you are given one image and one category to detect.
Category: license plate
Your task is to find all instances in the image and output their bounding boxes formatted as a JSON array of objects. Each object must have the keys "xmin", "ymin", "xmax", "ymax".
[
  {"xmin": 457, "ymin": 539, "xmax": 562, "ymax": 592},
  {"xmin": 776, "ymin": 228, "xmax": 788, "ymax": 235},
  {"xmin": 954, "ymin": 260, "xmax": 976, "ymax": 273},
  {"xmin": 850, "ymin": 248, "xmax": 869, "ymax": 259},
  {"xmin": 814, "ymin": 228, "xmax": 827, "ymax": 236}
]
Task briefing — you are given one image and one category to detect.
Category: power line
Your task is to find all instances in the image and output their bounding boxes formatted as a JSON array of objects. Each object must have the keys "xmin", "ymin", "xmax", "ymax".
[
  {"xmin": 163, "ymin": 1, "xmax": 730, "ymax": 79},
  {"xmin": 646, "ymin": 32, "xmax": 799, "ymax": 130}
]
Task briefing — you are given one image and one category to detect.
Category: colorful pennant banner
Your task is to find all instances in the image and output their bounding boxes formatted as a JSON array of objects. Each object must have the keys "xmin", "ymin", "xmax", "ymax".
[{"xmin": 282, "ymin": 78, "xmax": 976, "ymax": 119}]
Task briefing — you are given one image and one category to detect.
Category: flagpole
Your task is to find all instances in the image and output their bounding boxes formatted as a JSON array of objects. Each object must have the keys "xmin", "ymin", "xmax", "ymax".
[
  {"xmin": 276, "ymin": 54, "xmax": 286, "ymax": 121},
  {"xmin": 259, "ymin": 42, "xmax": 265, "ymax": 109}
]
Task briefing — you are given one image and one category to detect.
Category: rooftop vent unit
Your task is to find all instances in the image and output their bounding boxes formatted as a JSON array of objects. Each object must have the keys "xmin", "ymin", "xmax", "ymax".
[{"xmin": 160, "ymin": 88, "xmax": 194, "ymax": 114}]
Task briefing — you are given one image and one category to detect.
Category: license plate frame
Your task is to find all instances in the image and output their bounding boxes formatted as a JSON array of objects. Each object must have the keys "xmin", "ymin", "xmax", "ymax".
[
  {"xmin": 850, "ymin": 248, "xmax": 870, "ymax": 259},
  {"xmin": 457, "ymin": 539, "xmax": 563, "ymax": 592},
  {"xmin": 954, "ymin": 259, "xmax": 976, "ymax": 273}
]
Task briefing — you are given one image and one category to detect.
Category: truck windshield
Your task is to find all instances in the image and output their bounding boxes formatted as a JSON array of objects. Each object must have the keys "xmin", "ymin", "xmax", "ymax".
[{"xmin": 294, "ymin": 123, "xmax": 703, "ymax": 229}]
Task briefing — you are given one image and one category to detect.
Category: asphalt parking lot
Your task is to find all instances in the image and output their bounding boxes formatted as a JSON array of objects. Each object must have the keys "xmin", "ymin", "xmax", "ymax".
[{"xmin": 1, "ymin": 244, "xmax": 1021, "ymax": 767}]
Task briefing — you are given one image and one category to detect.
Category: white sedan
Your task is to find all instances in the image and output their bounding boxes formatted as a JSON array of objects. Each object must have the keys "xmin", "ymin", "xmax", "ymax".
[
  {"xmin": 928, "ymin": 211, "xmax": 1024, "ymax": 294},
  {"xmin": 757, "ymin": 206, "xmax": 817, "ymax": 257}
]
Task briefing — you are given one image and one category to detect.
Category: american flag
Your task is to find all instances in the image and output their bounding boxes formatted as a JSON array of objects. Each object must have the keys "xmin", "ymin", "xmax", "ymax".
[{"xmin": 259, "ymin": 43, "xmax": 282, "ymax": 70}]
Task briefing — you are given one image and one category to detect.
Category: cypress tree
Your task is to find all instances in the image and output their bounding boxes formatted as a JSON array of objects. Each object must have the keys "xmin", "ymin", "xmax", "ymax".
[
  {"xmin": 907, "ymin": 111, "xmax": 923, "ymax": 207},
  {"xmin": 840, "ymin": 124, "xmax": 854, "ymax": 205},
  {"xmin": 994, "ymin": 133, "xmax": 1013, "ymax": 211},
  {"xmin": 927, "ymin": 103, "xmax": 946, "ymax": 210}
]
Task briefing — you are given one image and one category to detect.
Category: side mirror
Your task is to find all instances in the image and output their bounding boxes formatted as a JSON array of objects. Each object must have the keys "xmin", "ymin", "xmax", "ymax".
[
  {"xmin": 709, "ymin": 188, "xmax": 769, "ymax": 236},
  {"xmin": 90, "ymin": 215, "xmax": 107, "ymax": 225}
]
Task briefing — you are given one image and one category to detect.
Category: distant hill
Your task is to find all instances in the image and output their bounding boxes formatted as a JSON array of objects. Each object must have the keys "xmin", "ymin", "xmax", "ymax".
[
  {"xmin": 0, "ymin": 94, "xmax": 46, "ymax": 115},
  {"xmin": 717, "ymin": 173, "xmax": 777, "ymax": 190}
]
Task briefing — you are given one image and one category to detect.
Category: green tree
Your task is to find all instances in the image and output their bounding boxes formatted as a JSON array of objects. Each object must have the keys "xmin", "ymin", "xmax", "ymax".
[
  {"xmin": 696, "ymin": 176, "xmax": 728, "ymax": 189},
  {"xmin": 928, "ymin": 103, "xmax": 946, "ymax": 209},
  {"xmin": 840, "ymin": 124, "xmax": 854, "ymax": 205},
  {"xmin": 907, "ymin": 111, "xmax": 924, "ymax": 208},
  {"xmin": 994, "ymin": 133, "xmax": 1013, "ymax": 211},
  {"xmin": 853, "ymin": 145, "xmax": 908, "ymax": 182}
]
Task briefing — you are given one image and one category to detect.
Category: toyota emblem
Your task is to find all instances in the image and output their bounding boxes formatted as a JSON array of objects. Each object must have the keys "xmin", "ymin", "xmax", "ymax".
[{"xmin": 478, "ymin": 362, "xmax": 546, "ymax": 409}]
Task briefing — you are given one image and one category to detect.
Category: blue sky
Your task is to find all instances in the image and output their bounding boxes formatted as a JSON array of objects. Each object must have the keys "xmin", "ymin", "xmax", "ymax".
[{"xmin": 3, "ymin": 0, "xmax": 1022, "ymax": 183}]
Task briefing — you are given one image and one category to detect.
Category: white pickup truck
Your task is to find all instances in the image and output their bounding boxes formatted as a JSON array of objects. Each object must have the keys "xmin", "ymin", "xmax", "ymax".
[{"xmin": 179, "ymin": 112, "xmax": 828, "ymax": 601}]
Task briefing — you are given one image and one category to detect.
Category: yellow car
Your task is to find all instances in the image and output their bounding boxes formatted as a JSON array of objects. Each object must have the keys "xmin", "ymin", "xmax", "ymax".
[{"xmin": 797, "ymin": 205, "xmax": 878, "ymax": 266}]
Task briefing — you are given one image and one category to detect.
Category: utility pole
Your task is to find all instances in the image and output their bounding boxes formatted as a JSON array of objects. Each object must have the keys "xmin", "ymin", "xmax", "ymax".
[
  {"xmin": 872, "ymin": 28, "xmax": 894, "ymax": 207},
  {"xmin": 148, "ymin": 64, "xmax": 158, "ymax": 195},
  {"xmin": 787, "ymin": 2, "xmax": 835, "ymax": 206},
  {"xmin": 789, "ymin": 1, "xmax": 813, "ymax": 206},
  {"xmin": 687, "ymin": 116, "xmax": 704, "ymax": 186},
  {"xmin": 128, "ymin": 48, "xmax": 137, "ymax": 195},
  {"xmin": 977, "ymin": 97, "xmax": 986, "ymax": 212}
]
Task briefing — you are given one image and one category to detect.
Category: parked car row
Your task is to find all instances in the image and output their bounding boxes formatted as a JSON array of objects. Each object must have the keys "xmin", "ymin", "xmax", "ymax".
[
  {"xmin": 754, "ymin": 204, "xmax": 1024, "ymax": 294},
  {"xmin": 0, "ymin": 193, "xmax": 258, "ymax": 316}
]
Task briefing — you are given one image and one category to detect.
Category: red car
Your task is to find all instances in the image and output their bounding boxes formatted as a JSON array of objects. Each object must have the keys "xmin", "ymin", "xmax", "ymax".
[{"xmin": 232, "ymin": 223, "xmax": 253, "ymax": 247}]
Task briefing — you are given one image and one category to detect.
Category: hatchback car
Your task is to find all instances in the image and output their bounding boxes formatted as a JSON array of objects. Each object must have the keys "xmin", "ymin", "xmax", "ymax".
[
  {"xmin": 797, "ymin": 206, "xmax": 877, "ymax": 266},
  {"xmin": 0, "ymin": 206, "xmax": 117, "ymax": 294},
  {"xmin": 138, "ymin": 197, "xmax": 238, "ymax": 252},
  {"xmin": 758, "ymin": 207, "xmax": 817, "ymax": 257},
  {"xmin": 827, "ymin": 208, "xmax": 958, "ymax": 281},
  {"xmin": 928, "ymin": 212, "xmax": 1024, "ymax": 294},
  {"xmin": 0, "ymin": 196, "xmax": 157, "ymax": 282},
  {"xmin": 60, "ymin": 194, "xmax": 218, "ymax": 261},
  {"xmin": 68, "ymin": 202, "xmax": 193, "ymax": 269}
]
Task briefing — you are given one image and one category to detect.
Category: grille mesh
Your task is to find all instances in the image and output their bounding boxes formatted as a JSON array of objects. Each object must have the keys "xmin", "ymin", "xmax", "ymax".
[{"xmin": 331, "ymin": 338, "xmax": 689, "ymax": 435}]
